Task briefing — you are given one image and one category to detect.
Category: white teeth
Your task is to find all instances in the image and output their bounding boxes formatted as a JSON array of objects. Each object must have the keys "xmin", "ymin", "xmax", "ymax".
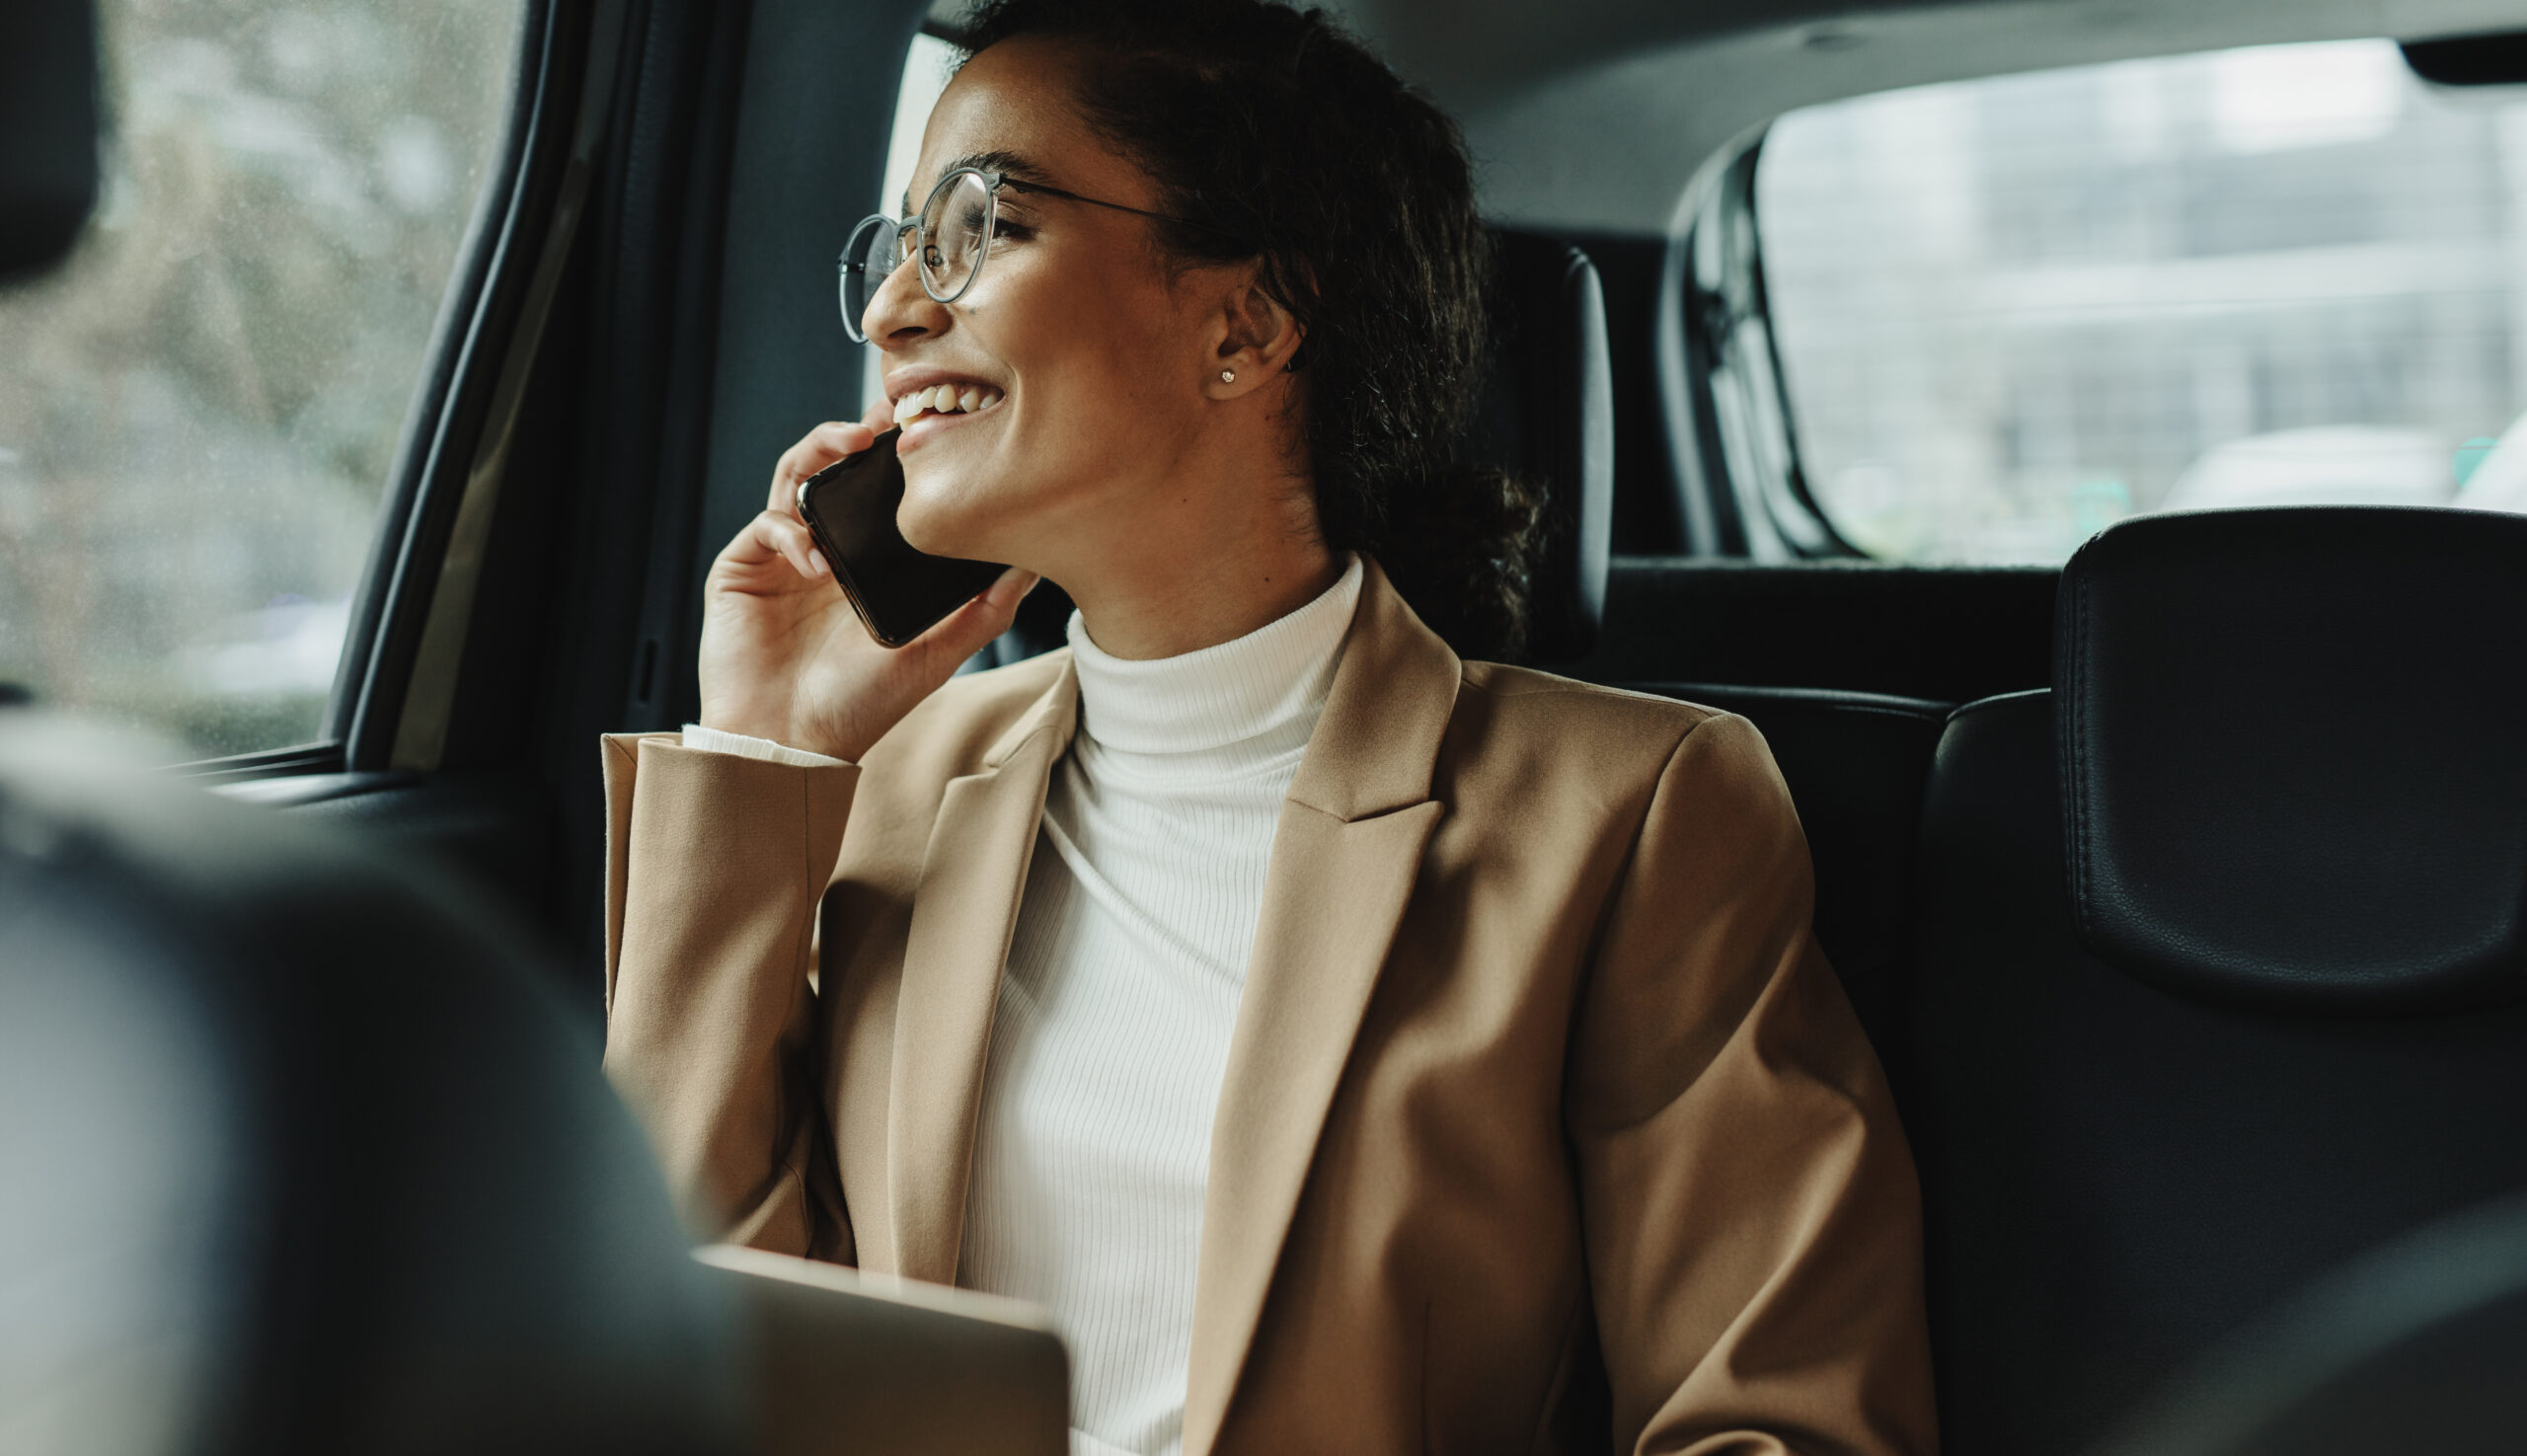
[{"xmin": 892, "ymin": 383, "xmax": 1004, "ymax": 422}]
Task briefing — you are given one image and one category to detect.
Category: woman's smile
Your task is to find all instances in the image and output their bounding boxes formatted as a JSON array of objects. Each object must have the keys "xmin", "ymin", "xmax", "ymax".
[{"xmin": 886, "ymin": 369, "xmax": 1010, "ymax": 451}]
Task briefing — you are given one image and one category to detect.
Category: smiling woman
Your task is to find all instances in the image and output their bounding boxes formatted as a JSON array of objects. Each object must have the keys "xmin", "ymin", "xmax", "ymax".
[{"xmin": 598, "ymin": 3, "xmax": 1937, "ymax": 1453}]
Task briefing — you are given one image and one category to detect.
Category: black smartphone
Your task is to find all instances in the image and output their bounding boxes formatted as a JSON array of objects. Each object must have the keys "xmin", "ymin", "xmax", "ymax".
[{"xmin": 794, "ymin": 427, "xmax": 1008, "ymax": 648}]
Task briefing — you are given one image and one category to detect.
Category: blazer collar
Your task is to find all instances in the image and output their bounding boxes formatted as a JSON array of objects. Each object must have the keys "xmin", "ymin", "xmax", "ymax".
[
  {"xmin": 1281, "ymin": 554, "xmax": 1462, "ymax": 820},
  {"xmin": 884, "ymin": 654, "xmax": 1076, "ymax": 1281},
  {"xmin": 879, "ymin": 560, "xmax": 1464, "ymax": 1453},
  {"xmin": 983, "ymin": 652, "xmax": 1081, "ymax": 768},
  {"xmin": 1185, "ymin": 557, "xmax": 1460, "ymax": 1455}
]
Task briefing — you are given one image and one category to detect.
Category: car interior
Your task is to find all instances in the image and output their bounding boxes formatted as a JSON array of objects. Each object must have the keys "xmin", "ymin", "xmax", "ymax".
[{"xmin": 6, "ymin": 0, "xmax": 2527, "ymax": 1449}]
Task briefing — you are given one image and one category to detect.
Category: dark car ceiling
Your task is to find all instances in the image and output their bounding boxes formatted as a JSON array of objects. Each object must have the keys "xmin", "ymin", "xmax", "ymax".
[{"xmin": 935, "ymin": 0, "xmax": 2527, "ymax": 233}]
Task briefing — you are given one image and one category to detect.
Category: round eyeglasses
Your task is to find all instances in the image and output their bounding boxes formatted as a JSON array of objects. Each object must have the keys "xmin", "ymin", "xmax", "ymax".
[{"xmin": 837, "ymin": 166, "xmax": 1211, "ymax": 344}]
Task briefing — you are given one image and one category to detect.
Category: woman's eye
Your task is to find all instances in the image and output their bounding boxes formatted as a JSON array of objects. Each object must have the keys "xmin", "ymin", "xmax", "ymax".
[{"xmin": 990, "ymin": 218, "xmax": 1034, "ymax": 241}]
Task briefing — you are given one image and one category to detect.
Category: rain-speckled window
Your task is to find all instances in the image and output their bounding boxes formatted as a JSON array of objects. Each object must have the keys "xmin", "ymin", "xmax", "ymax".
[{"xmin": 0, "ymin": 0, "xmax": 522, "ymax": 758}]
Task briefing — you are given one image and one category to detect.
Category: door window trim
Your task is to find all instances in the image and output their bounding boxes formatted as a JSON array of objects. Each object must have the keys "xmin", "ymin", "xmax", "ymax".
[{"xmin": 1663, "ymin": 136, "xmax": 1856, "ymax": 562}]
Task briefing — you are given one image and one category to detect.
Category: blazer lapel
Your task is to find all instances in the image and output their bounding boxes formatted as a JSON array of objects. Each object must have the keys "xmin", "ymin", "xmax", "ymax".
[
  {"xmin": 1183, "ymin": 559, "xmax": 1461, "ymax": 1456},
  {"xmin": 884, "ymin": 660, "xmax": 1077, "ymax": 1283}
]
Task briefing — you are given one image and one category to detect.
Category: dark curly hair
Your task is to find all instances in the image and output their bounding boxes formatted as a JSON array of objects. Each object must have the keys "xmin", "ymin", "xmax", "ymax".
[{"xmin": 957, "ymin": 0, "xmax": 1546, "ymax": 661}]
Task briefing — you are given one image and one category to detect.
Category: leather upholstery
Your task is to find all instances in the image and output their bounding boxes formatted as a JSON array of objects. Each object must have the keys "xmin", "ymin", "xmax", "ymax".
[
  {"xmin": 1908, "ymin": 689, "xmax": 2527, "ymax": 1456},
  {"xmin": 0, "ymin": 719, "xmax": 739, "ymax": 1455},
  {"xmin": 1569, "ymin": 560, "xmax": 2056, "ymax": 704},
  {"xmin": 2055, "ymin": 507, "xmax": 2527, "ymax": 1011},
  {"xmin": 1621, "ymin": 681, "xmax": 1948, "ymax": 1056},
  {"xmin": 1472, "ymin": 231, "xmax": 1614, "ymax": 665}
]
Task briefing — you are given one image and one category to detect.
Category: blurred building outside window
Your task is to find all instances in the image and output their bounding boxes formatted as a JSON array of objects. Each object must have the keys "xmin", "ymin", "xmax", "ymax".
[
  {"xmin": 0, "ymin": 0, "xmax": 522, "ymax": 759},
  {"xmin": 1759, "ymin": 38, "xmax": 2527, "ymax": 564}
]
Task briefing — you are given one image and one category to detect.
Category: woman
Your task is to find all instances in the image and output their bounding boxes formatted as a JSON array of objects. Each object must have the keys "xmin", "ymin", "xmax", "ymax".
[{"xmin": 601, "ymin": 1, "xmax": 1936, "ymax": 1452}]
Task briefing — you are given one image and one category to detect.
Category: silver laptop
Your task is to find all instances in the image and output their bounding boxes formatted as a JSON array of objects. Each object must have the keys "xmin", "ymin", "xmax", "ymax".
[{"xmin": 692, "ymin": 1245, "xmax": 1068, "ymax": 1456}]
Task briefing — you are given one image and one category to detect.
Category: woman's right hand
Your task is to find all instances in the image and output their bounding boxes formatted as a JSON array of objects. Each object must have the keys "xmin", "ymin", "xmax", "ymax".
[{"xmin": 697, "ymin": 406, "xmax": 1038, "ymax": 763}]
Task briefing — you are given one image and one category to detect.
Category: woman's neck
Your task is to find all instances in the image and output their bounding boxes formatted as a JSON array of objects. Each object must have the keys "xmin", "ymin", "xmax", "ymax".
[
  {"xmin": 1052, "ymin": 455, "xmax": 1341, "ymax": 659},
  {"xmin": 1008, "ymin": 378, "xmax": 1340, "ymax": 660},
  {"xmin": 1067, "ymin": 547, "xmax": 1342, "ymax": 660}
]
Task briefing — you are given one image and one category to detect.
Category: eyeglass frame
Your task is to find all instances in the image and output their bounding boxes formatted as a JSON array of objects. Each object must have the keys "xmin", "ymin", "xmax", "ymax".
[{"xmin": 837, "ymin": 166, "xmax": 1219, "ymax": 344}]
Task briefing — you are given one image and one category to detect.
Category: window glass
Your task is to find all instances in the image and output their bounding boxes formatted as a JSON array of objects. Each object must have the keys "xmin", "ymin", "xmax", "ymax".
[
  {"xmin": 0, "ymin": 0, "xmax": 522, "ymax": 758},
  {"xmin": 1757, "ymin": 40, "xmax": 2527, "ymax": 563},
  {"xmin": 862, "ymin": 32, "xmax": 960, "ymax": 413}
]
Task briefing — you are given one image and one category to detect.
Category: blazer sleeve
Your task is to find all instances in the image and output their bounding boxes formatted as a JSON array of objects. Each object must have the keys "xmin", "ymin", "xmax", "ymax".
[
  {"xmin": 1566, "ymin": 712, "xmax": 1938, "ymax": 1456},
  {"xmin": 598, "ymin": 731, "xmax": 857, "ymax": 1261}
]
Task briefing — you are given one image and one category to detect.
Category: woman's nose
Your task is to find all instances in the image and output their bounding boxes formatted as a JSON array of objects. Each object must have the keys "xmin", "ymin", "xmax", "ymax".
[{"xmin": 863, "ymin": 250, "xmax": 948, "ymax": 346}]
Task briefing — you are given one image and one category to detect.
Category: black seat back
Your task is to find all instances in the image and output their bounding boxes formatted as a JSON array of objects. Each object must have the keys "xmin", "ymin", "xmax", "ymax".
[
  {"xmin": 0, "ymin": 718, "xmax": 738, "ymax": 1455},
  {"xmin": 1469, "ymin": 230, "xmax": 1613, "ymax": 666},
  {"xmin": 1906, "ymin": 508, "xmax": 2527, "ymax": 1456},
  {"xmin": 1619, "ymin": 682, "xmax": 1948, "ymax": 1055}
]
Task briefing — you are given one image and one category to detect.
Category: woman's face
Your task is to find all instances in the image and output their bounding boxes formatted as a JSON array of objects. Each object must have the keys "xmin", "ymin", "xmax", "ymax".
[{"xmin": 863, "ymin": 38, "xmax": 1250, "ymax": 571}]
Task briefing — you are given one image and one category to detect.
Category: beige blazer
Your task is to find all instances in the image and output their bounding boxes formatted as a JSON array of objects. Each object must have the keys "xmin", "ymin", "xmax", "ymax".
[{"xmin": 601, "ymin": 558, "xmax": 1936, "ymax": 1456}]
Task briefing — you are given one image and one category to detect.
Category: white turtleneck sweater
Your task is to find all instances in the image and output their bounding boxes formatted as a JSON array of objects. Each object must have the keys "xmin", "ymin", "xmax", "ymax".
[{"xmin": 682, "ymin": 555, "xmax": 1363, "ymax": 1456}]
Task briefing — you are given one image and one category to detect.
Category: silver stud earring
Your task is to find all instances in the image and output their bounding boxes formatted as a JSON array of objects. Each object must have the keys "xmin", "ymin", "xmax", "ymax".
[{"xmin": 1219, "ymin": 369, "xmax": 1236, "ymax": 383}]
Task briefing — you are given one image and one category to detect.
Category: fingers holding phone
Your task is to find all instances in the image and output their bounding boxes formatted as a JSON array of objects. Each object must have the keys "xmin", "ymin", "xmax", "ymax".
[
  {"xmin": 698, "ymin": 416, "xmax": 1034, "ymax": 763},
  {"xmin": 743, "ymin": 401, "xmax": 893, "ymax": 583},
  {"xmin": 765, "ymin": 410, "xmax": 885, "ymax": 515},
  {"xmin": 793, "ymin": 429, "xmax": 1012, "ymax": 648}
]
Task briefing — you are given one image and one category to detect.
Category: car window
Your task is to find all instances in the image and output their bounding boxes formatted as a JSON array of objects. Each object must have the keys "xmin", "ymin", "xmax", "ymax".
[
  {"xmin": 860, "ymin": 31, "xmax": 959, "ymax": 413},
  {"xmin": 1756, "ymin": 39, "xmax": 2527, "ymax": 564},
  {"xmin": 0, "ymin": 0, "xmax": 521, "ymax": 759}
]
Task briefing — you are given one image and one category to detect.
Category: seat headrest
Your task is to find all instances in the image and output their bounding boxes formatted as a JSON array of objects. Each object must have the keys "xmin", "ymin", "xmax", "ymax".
[
  {"xmin": 0, "ymin": 0, "xmax": 100, "ymax": 278},
  {"xmin": 2056, "ymin": 507, "xmax": 2527, "ymax": 1012},
  {"xmin": 1467, "ymin": 229, "xmax": 1614, "ymax": 665}
]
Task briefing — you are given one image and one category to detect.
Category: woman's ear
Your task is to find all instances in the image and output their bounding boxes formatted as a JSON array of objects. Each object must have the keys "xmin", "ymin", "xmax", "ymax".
[{"xmin": 1206, "ymin": 271, "xmax": 1305, "ymax": 399}]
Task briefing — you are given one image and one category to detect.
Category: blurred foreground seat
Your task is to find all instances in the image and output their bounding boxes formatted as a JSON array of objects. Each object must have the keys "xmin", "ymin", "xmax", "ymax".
[
  {"xmin": 2098, "ymin": 1189, "xmax": 2527, "ymax": 1456},
  {"xmin": 0, "ymin": 715, "xmax": 739, "ymax": 1456}
]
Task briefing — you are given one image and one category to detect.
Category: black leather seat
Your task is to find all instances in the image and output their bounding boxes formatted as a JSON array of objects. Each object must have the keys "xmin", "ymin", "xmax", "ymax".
[
  {"xmin": 1613, "ymin": 682, "xmax": 1948, "ymax": 1055},
  {"xmin": 0, "ymin": 718, "xmax": 739, "ymax": 1455},
  {"xmin": 1904, "ymin": 507, "xmax": 2527, "ymax": 1456},
  {"xmin": 1468, "ymin": 229, "xmax": 1613, "ymax": 666}
]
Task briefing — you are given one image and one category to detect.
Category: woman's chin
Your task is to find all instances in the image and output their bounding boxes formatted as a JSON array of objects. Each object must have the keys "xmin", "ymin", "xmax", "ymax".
[
  {"xmin": 900, "ymin": 446, "xmax": 1070, "ymax": 566},
  {"xmin": 897, "ymin": 488, "xmax": 1005, "ymax": 566}
]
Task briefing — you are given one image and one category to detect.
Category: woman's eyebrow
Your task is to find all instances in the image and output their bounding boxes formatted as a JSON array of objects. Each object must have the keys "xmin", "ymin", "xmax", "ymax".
[{"xmin": 900, "ymin": 149, "xmax": 1056, "ymax": 214}]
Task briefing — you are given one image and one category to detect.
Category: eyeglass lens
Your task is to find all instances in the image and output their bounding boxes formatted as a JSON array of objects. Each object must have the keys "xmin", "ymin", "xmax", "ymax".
[
  {"xmin": 840, "ymin": 171, "xmax": 997, "ymax": 344},
  {"xmin": 920, "ymin": 171, "xmax": 994, "ymax": 302},
  {"xmin": 840, "ymin": 218, "xmax": 901, "ymax": 344}
]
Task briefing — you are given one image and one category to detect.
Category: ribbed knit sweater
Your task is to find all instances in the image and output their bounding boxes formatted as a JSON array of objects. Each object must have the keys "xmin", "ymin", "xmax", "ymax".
[
  {"xmin": 682, "ymin": 554, "xmax": 1363, "ymax": 1456},
  {"xmin": 963, "ymin": 556, "xmax": 1361, "ymax": 1456}
]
